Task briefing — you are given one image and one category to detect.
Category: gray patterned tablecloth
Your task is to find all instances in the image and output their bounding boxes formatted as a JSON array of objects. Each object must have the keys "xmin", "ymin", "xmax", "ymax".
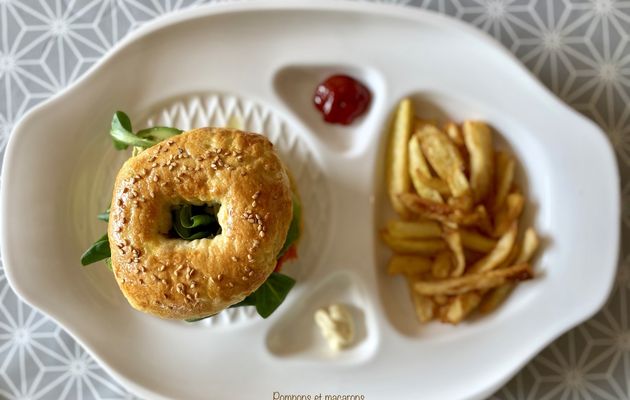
[{"xmin": 1, "ymin": 0, "xmax": 628, "ymax": 399}]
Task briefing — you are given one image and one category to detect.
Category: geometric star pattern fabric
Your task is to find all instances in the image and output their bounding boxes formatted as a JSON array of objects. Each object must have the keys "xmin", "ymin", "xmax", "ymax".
[{"xmin": 1, "ymin": 0, "xmax": 629, "ymax": 398}]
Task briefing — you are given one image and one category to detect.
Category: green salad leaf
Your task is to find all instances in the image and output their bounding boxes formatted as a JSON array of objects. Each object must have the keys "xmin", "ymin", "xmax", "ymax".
[
  {"xmin": 245, "ymin": 272, "xmax": 296, "ymax": 318},
  {"xmin": 171, "ymin": 204, "xmax": 221, "ymax": 240},
  {"xmin": 97, "ymin": 208, "xmax": 110, "ymax": 222},
  {"xmin": 136, "ymin": 127, "xmax": 182, "ymax": 142},
  {"xmin": 189, "ymin": 272, "xmax": 296, "ymax": 322},
  {"xmin": 80, "ymin": 234, "xmax": 111, "ymax": 266},
  {"xmin": 110, "ymin": 111, "xmax": 181, "ymax": 150}
]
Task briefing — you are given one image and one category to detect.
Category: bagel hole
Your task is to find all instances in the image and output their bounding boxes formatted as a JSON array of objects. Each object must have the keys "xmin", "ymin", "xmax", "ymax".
[{"xmin": 168, "ymin": 202, "xmax": 222, "ymax": 240}]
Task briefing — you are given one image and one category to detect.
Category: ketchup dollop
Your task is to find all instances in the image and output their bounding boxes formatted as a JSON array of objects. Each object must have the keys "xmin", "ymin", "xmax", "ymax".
[{"xmin": 313, "ymin": 75, "xmax": 371, "ymax": 125}]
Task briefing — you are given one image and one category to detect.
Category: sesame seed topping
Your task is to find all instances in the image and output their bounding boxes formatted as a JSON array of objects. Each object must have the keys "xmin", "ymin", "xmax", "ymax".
[
  {"xmin": 251, "ymin": 201, "xmax": 257, "ymax": 207},
  {"xmin": 228, "ymin": 282, "xmax": 234, "ymax": 288},
  {"xmin": 252, "ymin": 191, "xmax": 260, "ymax": 200},
  {"xmin": 242, "ymin": 276, "xmax": 248, "ymax": 281},
  {"xmin": 161, "ymin": 279, "xmax": 168, "ymax": 285},
  {"xmin": 248, "ymin": 271, "xmax": 254, "ymax": 276},
  {"xmin": 217, "ymin": 274, "xmax": 223, "ymax": 281},
  {"xmin": 190, "ymin": 282, "xmax": 196, "ymax": 288},
  {"xmin": 237, "ymin": 155, "xmax": 243, "ymax": 162},
  {"xmin": 158, "ymin": 265, "xmax": 166, "ymax": 272},
  {"xmin": 259, "ymin": 231, "xmax": 265, "ymax": 238},
  {"xmin": 231, "ymin": 256, "xmax": 238, "ymax": 262}
]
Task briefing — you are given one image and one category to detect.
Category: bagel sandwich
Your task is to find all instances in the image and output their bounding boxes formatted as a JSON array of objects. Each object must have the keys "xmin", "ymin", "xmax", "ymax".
[{"xmin": 81, "ymin": 112, "xmax": 302, "ymax": 320}]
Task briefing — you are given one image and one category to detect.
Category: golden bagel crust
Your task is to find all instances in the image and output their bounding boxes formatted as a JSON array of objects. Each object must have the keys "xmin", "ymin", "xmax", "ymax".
[{"xmin": 107, "ymin": 128, "xmax": 293, "ymax": 319}]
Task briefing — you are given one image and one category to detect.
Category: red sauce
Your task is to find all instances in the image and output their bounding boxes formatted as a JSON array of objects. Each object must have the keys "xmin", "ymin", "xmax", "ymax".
[{"xmin": 313, "ymin": 75, "xmax": 371, "ymax": 125}]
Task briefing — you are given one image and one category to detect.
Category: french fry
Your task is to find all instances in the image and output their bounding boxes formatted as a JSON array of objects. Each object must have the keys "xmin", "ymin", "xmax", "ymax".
[
  {"xmin": 387, "ymin": 220, "xmax": 442, "ymax": 239},
  {"xmin": 417, "ymin": 125, "xmax": 471, "ymax": 199},
  {"xmin": 433, "ymin": 294, "xmax": 449, "ymax": 305},
  {"xmin": 413, "ymin": 262, "xmax": 533, "ymax": 296},
  {"xmin": 493, "ymin": 152, "xmax": 515, "ymax": 211},
  {"xmin": 516, "ymin": 228, "xmax": 540, "ymax": 263},
  {"xmin": 444, "ymin": 122, "xmax": 464, "ymax": 147},
  {"xmin": 399, "ymin": 193, "xmax": 491, "ymax": 230},
  {"xmin": 387, "ymin": 255, "xmax": 432, "ymax": 276},
  {"xmin": 442, "ymin": 292, "xmax": 482, "ymax": 324},
  {"xmin": 408, "ymin": 280, "xmax": 435, "ymax": 323},
  {"xmin": 411, "ymin": 166, "xmax": 451, "ymax": 196},
  {"xmin": 463, "ymin": 121, "xmax": 494, "ymax": 202},
  {"xmin": 460, "ymin": 229, "xmax": 497, "ymax": 253},
  {"xmin": 381, "ymin": 232, "xmax": 447, "ymax": 255},
  {"xmin": 493, "ymin": 192, "xmax": 524, "ymax": 237},
  {"xmin": 432, "ymin": 251, "xmax": 452, "ymax": 279},
  {"xmin": 469, "ymin": 222, "xmax": 518, "ymax": 273},
  {"xmin": 479, "ymin": 228, "xmax": 540, "ymax": 314},
  {"xmin": 479, "ymin": 284, "xmax": 513, "ymax": 314},
  {"xmin": 408, "ymin": 134, "xmax": 443, "ymax": 203},
  {"xmin": 387, "ymin": 98, "xmax": 413, "ymax": 217},
  {"xmin": 444, "ymin": 229, "xmax": 466, "ymax": 277}
]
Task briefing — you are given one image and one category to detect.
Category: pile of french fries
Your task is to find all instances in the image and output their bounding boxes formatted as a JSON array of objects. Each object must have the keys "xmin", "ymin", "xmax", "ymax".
[{"xmin": 383, "ymin": 98, "xmax": 540, "ymax": 324}]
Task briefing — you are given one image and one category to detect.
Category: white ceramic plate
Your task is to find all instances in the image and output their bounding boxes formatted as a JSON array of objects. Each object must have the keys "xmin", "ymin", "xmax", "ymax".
[{"xmin": 1, "ymin": 2, "xmax": 620, "ymax": 399}]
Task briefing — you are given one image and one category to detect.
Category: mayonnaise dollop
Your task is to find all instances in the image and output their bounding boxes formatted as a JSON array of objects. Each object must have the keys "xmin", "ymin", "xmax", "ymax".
[{"xmin": 314, "ymin": 304, "xmax": 355, "ymax": 351}]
